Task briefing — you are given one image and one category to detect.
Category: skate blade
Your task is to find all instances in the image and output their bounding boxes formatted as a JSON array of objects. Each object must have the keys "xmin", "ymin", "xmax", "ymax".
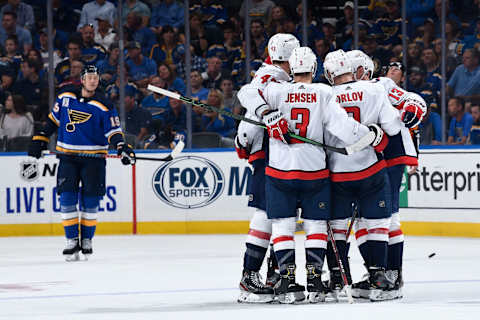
[
  {"xmin": 369, "ymin": 289, "xmax": 398, "ymax": 301},
  {"xmin": 277, "ymin": 291, "xmax": 305, "ymax": 304},
  {"xmin": 82, "ymin": 253, "xmax": 91, "ymax": 261},
  {"xmin": 64, "ymin": 252, "xmax": 80, "ymax": 262},
  {"xmin": 237, "ymin": 291, "xmax": 274, "ymax": 303},
  {"xmin": 351, "ymin": 288, "xmax": 370, "ymax": 299},
  {"xmin": 307, "ymin": 292, "xmax": 326, "ymax": 303}
]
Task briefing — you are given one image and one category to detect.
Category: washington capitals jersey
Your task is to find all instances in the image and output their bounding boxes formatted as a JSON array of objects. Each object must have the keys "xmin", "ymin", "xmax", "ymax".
[
  {"xmin": 326, "ymin": 81, "xmax": 401, "ymax": 182},
  {"xmin": 48, "ymin": 90, "xmax": 123, "ymax": 154},
  {"xmin": 237, "ymin": 63, "xmax": 291, "ymax": 158}
]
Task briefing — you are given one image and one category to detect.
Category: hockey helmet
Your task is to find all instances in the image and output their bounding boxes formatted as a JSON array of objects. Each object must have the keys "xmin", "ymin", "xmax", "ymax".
[
  {"xmin": 81, "ymin": 65, "xmax": 99, "ymax": 78},
  {"xmin": 289, "ymin": 47, "xmax": 317, "ymax": 76},
  {"xmin": 323, "ymin": 49, "xmax": 352, "ymax": 85},
  {"xmin": 267, "ymin": 33, "xmax": 300, "ymax": 62},
  {"xmin": 346, "ymin": 49, "xmax": 366, "ymax": 80}
]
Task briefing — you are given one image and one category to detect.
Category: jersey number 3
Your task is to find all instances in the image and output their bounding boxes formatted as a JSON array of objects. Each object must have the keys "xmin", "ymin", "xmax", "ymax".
[{"xmin": 291, "ymin": 108, "xmax": 310, "ymax": 140}]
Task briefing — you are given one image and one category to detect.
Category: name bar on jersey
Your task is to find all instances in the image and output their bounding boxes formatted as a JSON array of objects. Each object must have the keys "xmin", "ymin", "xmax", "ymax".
[{"xmin": 284, "ymin": 92, "xmax": 317, "ymax": 103}]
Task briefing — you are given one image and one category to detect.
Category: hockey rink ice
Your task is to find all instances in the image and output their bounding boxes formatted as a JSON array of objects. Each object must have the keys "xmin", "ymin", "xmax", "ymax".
[{"xmin": 1, "ymin": 234, "xmax": 480, "ymax": 320}]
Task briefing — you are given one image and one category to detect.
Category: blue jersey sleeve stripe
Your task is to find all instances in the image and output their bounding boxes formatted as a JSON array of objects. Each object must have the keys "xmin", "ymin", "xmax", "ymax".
[{"xmin": 48, "ymin": 113, "xmax": 59, "ymax": 126}]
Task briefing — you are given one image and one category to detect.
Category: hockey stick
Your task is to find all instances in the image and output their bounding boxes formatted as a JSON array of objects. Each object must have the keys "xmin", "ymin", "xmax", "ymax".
[
  {"xmin": 43, "ymin": 140, "xmax": 185, "ymax": 162},
  {"xmin": 147, "ymin": 85, "xmax": 372, "ymax": 155},
  {"xmin": 327, "ymin": 221, "xmax": 354, "ymax": 304},
  {"xmin": 345, "ymin": 204, "xmax": 358, "ymax": 243}
]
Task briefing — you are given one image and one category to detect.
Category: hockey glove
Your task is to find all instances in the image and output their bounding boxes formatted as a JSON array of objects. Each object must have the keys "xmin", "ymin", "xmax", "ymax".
[
  {"xmin": 234, "ymin": 133, "xmax": 250, "ymax": 160},
  {"xmin": 368, "ymin": 123, "xmax": 389, "ymax": 153},
  {"xmin": 264, "ymin": 110, "xmax": 290, "ymax": 144},
  {"xmin": 28, "ymin": 135, "xmax": 49, "ymax": 159},
  {"xmin": 117, "ymin": 142, "xmax": 136, "ymax": 165},
  {"xmin": 401, "ymin": 101, "xmax": 424, "ymax": 128}
]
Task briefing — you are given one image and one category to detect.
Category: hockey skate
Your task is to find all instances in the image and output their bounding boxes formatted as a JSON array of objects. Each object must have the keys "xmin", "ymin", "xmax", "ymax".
[
  {"xmin": 351, "ymin": 273, "xmax": 370, "ymax": 299},
  {"xmin": 368, "ymin": 267, "xmax": 394, "ymax": 302},
  {"xmin": 274, "ymin": 264, "xmax": 305, "ymax": 304},
  {"xmin": 385, "ymin": 269, "xmax": 403, "ymax": 299},
  {"xmin": 306, "ymin": 264, "xmax": 329, "ymax": 303},
  {"xmin": 63, "ymin": 238, "xmax": 81, "ymax": 262},
  {"xmin": 328, "ymin": 267, "xmax": 352, "ymax": 301},
  {"xmin": 81, "ymin": 238, "xmax": 93, "ymax": 260},
  {"xmin": 265, "ymin": 252, "xmax": 280, "ymax": 288},
  {"xmin": 238, "ymin": 269, "xmax": 274, "ymax": 303}
]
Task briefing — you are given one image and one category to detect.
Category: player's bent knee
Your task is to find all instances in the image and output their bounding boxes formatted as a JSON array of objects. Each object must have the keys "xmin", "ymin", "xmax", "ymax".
[
  {"xmin": 388, "ymin": 213, "xmax": 404, "ymax": 244},
  {"xmin": 354, "ymin": 218, "xmax": 368, "ymax": 246},
  {"xmin": 330, "ymin": 218, "xmax": 349, "ymax": 241},
  {"xmin": 246, "ymin": 209, "xmax": 272, "ymax": 248},
  {"xmin": 365, "ymin": 217, "xmax": 391, "ymax": 242}
]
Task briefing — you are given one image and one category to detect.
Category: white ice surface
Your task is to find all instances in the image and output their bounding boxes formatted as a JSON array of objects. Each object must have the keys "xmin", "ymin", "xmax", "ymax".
[{"xmin": 1, "ymin": 235, "xmax": 480, "ymax": 320}]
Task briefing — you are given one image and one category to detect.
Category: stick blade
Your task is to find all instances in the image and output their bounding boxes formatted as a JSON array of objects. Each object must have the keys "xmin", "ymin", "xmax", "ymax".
[{"xmin": 171, "ymin": 140, "xmax": 185, "ymax": 159}]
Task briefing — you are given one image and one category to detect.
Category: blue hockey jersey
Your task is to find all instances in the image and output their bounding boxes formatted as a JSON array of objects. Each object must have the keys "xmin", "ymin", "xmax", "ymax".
[{"xmin": 48, "ymin": 90, "xmax": 123, "ymax": 154}]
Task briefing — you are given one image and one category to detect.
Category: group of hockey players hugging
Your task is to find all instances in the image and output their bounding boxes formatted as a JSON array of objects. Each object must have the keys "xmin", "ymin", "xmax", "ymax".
[{"xmin": 234, "ymin": 33, "xmax": 426, "ymax": 304}]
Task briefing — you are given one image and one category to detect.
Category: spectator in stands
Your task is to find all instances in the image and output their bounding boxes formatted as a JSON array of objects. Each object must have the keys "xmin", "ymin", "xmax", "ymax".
[
  {"xmin": 125, "ymin": 11, "xmax": 156, "ymax": 57},
  {"xmin": 36, "ymin": 28, "xmax": 62, "ymax": 69},
  {"xmin": 124, "ymin": 84, "xmax": 152, "ymax": 145},
  {"xmin": 80, "ymin": 24, "xmax": 107, "ymax": 65},
  {"xmin": 140, "ymin": 76, "xmax": 169, "ymax": 117},
  {"xmin": 78, "ymin": 0, "xmax": 115, "ymax": 30},
  {"xmin": 220, "ymin": 77, "xmax": 241, "ymax": 115},
  {"xmin": 96, "ymin": 42, "xmax": 119, "ymax": 84},
  {"xmin": 58, "ymin": 59, "xmax": 84, "ymax": 88},
  {"xmin": 408, "ymin": 65, "xmax": 440, "ymax": 115},
  {"xmin": 422, "ymin": 47, "xmax": 442, "ymax": 94},
  {"xmin": 250, "ymin": 19, "xmax": 268, "ymax": 59},
  {"xmin": 322, "ymin": 18, "xmax": 337, "ymax": 50},
  {"xmin": 447, "ymin": 48, "xmax": 480, "ymax": 102},
  {"xmin": 220, "ymin": 22, "xmax": 242, "ymax": 72},
  {"xmin": 181, "ymin": 11, "xmax": 220, "ymax": 57},
  {"xmin": 419, "ymin": 103, "xmax": 442, "ymax": 145},
  {"xmin": 0, "ymin": 0, "xmax": 34, "ymax": 31},
  {"xmin": 337, "ymin": 1, "xmax": 369, "ymax": 49},
  {"xmin": 149, "ymin": 25, "xmax": 181, "ymax": 66},
  {"xmin": 364, "ymin": 35, "xmax": 392, "ymax": 70},
  {"xmin": 55, "ymin": 38, "xmax": 83, "ymax": 84},
  {"xmin": 0, "ymin": 11, "xmax": 31, "ymax": 54},
  {"xmin": 239, "ymin": 0, "xmax": 275, "ymax": 25},
  {"xmin": 266, "ymin": 5, "xmax": 286, "ymax": 36},
  {"xmin": 415, "ymin": 18, "xmax": 435, "ymax": 49},
  {"xmin": 313, "ymin": 38, "xmax": 329, "ymax": 83},
  {"xmin": 13, "ymin": 59, "xmax": 47, "ymax": 112},
  {"xmin": 448, "ymin": 97, "xmax": 473, "ymax": 145},
  {"xmin": 407, "ymin": 43, "xmax": 422, "ymax": 68},
  {"xmin": 122, "ymin": 0, "xmax": 151, "ymax": 28},
  {"xmin": 163, "ymin": 93, "xmax": 187, "ymax": 132},
  {"xmin": 406, "ymin": 0, "xmax": 435, "ymax": 31},
  {"xmin": 174, "ymin": 44, "xmax": 207, "ymax": 79},
  {"xmin": 158, "ymin": 62, "xmax": 185, "ymax": 95},
  {"xmin": 0, "ymin": 93, "xmax": 33, "ymax": 140},
  {"xmin": 105, "ymin": 65, "xmax": 136, "ymax": 103},
  {"xmin": 191, "ymin": 0, "xmax": 227, "ymax": 27},
  {"xmin": 370, "ymin": 0, "xmax": 403, "ymax": 50},
  {"xmin": 432, "ymin": 0, "xmax": 461, "ymax": 37},
  {"xmin": 201, "ymin": 89, "xmax": 235, "ymax": 138},
  {"xmin": 151, "ymin": 0, "xmax": 184, "ymax": 34},
  {"xmin": 433, "ymin": 37, "xmax": 457, "ymax": 78},
  {"xmin": 38, "ymin": 0, "xmax": 77, "ymax": 34},
  {"xmin": 0, "ymin": 35, "xmax": 22, "ymax": 74},
  {"xmin": 94, "ymin": 12, "xmax": 116, "ymax": 51},
  {"xmin": 126, "ymin": 41, "xmax": 157, "ymax": 91},
  {"xmin": 190, "ymin": 70, "xmax": 209, "ymax": 103},
  {"xmin": 294, "ymin": 2, "xmax": 323, "ymax": 47},
  {"xmin": 202, "ymin": 56, "xmax": 226, "ymax": 89},
  {"xmin": 0, "ymin": 69, "xmax": 15, "ymax": 101},
  {"xmin": 469, "ymin": 104, "xmax": 480, "ymax": 144}
]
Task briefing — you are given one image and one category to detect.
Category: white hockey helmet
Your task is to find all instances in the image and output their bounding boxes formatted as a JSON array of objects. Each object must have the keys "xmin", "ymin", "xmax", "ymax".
[
  {"xmin": 364, "ymin": 55, "xmax": 375, "ymax": 79},
  {"xmin": 323, "ymin": 49, "xmax": 352, "ymax": 85},
  {"xmin": 289, "ymin": 46, "xmax": 317, "ymax": 76},
  {"xmin": 268, "ymin": 33, "xmax": 300, "ymax": 62}
]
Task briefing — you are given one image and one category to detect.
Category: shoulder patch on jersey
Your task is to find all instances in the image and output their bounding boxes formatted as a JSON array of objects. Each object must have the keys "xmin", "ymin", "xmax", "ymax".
[{"xmin": 58, "ymin": 92, "xmax": 77, "ymax": 99}]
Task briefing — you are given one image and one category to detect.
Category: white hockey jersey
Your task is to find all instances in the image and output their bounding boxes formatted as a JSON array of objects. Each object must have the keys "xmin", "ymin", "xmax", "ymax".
[
  {"xmin": 237, "ymin": 63, "xmax": 291, "ymax": 161},
  {"xmin": 326, "ymin": 80, "xmax": 402, "ymax": 182},
  {"xmin": 261, "ymin": 81, "xmax": 371, "ymax": 180},
  {"xmin": 373, "ymin": 77, "xmax": 421, "ymax": 166}
]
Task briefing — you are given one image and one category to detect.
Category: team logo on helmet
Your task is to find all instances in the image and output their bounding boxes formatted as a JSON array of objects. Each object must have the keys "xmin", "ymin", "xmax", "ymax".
[{"xmin": 152, "ymin": 156, "xmax": 225, "ymax": 209}]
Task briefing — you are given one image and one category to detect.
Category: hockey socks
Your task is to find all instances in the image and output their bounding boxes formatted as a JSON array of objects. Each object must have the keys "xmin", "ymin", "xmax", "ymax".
[
  {"xmin": 368, "ymin": 240, "xmax": 388, "ymax": 269},
  {"xmin": 243, "ymin": 243, "xmax": 268, "ymax": 272},
  {"xmin": 79, "ymin": 195, "xmax": 100, "ymax": 240},
  {"xmin": 388, "ymin": 242, "xmax": 404, "ymax": 270},
  {"xmin": 60, "ymin": 192, "xmax": 79, "ymax": 239}
]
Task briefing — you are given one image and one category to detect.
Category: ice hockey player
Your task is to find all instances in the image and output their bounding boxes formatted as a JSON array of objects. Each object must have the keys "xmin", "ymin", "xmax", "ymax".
[
  {"xmin": 236, "ymin": 33, "xmax": 299, "ymax": 304},
  {"xmin": 348, "ymin": 53, "xmax": 426, "ymax": 300},
  {"xmin": 27, "ymin": 65, "xmax": 135, "ymax": 261},
  {"xmin": 323, "ymin": 49, "xmax": 402, "ymax": 301},
  {"xmin": 258, "ymin": 46, "xmax": 385, "ymax": 304}
]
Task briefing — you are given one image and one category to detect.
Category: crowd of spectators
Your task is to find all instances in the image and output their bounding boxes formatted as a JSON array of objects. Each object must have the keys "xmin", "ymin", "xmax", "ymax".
[{"xmin": 2, "ymin": 0, "xmax": 480, "ymax": 150}]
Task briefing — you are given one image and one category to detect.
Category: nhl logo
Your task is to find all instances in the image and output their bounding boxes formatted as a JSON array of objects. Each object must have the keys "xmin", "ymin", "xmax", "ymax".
[{"xmin": 20, "ymin": 161, "xmax": 39, "ymax": 181}]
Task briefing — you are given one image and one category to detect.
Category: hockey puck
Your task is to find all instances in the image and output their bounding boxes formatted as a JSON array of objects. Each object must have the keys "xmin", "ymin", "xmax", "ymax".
[{"xmin": 428, "ymin": 253, "xmax": 436, "ymax": 258}]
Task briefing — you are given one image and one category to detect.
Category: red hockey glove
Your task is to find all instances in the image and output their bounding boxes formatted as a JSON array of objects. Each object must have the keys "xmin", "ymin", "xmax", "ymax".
[
  {"xmin": 368, "ymin": 123, "xmax": 389, "ymax": 153},
  {"xmin": 401, "ymin": 101, "xmax": 424, "ymax": 128},
  {"xmin": 264, "ymin": 110, "xmax": 290, "ymax": 144},
  {"xmin": 234, "ymin": 134, "xmax": 250, "ymax": 160}
]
